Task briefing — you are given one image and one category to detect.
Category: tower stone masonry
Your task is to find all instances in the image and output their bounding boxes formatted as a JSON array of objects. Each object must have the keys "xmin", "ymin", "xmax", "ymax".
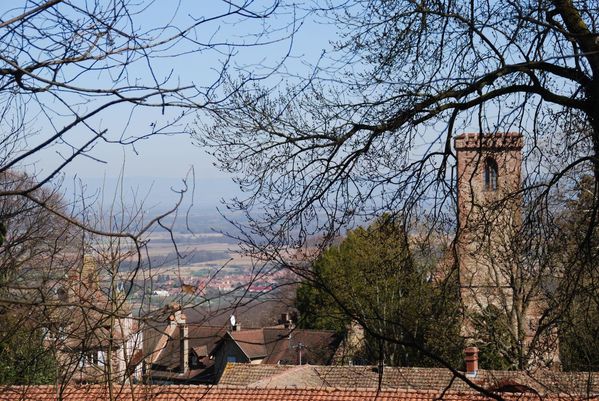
[
  {"xmin": 454, "ymin": 132, "xmax": 558, "ymax": 368},
  {"xmin": 455, "ymin": 132, "xmax": 559, "ymax": 368},
  {"xmin": 455, "ymin": 132, "xmax": 523, "ymax": 309}
]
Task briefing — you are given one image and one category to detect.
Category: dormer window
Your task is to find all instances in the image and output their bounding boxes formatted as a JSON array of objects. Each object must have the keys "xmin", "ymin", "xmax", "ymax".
[{"xmin": 484, "ymin": 157, "xmax": 498, "ymax": 191}]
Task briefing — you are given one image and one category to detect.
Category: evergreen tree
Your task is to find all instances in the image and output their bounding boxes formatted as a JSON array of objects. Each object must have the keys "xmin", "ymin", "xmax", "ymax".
[
  {"xmin": 297, "ymin": 216, "xmax": 463, "ymax": 367},
  {"xmin": 557, "ymin": 175, "xmax": 599, "ymax": 371},
  {"xmin": 0, "ymin": 313, "xmax": 57, "ymax": 385}
]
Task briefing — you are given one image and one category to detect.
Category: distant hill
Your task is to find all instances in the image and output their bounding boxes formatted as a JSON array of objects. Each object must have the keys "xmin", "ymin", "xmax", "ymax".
[
  {"xmin": 73, "ymin": 175, "xmax": 239, "ymax": 209},
  {"xmin": 62, "ymin": 175, "xmax": 250, "ymax": 232}
]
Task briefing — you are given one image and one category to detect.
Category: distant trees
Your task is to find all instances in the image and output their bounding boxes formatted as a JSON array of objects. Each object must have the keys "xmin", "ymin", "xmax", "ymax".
[
  {"xmin": 471, "ymin": 305, "xmax": 519, "ymax": 371},
  {"xmin": 560, "ymin": 297, "xmax": 599, "ymax": 371},
  {"xmin": 0, "ymin": 171, "xmax": 80, "ymax": 289},
  {"xmin": 0, "ymin": 172, "xmax": 79, "ymax": 384},
  {"xmin": 297, "ymin": 216, "xmax": 463, "ymax": 367}
]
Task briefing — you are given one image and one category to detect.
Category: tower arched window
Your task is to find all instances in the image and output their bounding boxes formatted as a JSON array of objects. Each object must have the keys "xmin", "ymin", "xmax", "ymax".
[{"xmin": 484, "ymin": 157, "xmax": 498, "ymax": 191}]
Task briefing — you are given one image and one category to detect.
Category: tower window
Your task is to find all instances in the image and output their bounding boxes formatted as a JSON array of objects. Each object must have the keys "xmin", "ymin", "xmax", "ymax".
[{"xmin": 484, "ymin": 158, "xmax": 498, "ymax": 191}]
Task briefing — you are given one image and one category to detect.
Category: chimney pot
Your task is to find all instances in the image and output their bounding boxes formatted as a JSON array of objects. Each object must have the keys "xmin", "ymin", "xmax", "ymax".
[{"xmin": 465, "ymin": 347, "xmax": 479, "ymax": 377}]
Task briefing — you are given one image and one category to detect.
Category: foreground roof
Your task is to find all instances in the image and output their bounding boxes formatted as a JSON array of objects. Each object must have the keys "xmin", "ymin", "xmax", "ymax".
[
  {"xmin": 219, "ymin": 363, "xmax": 599, "ymax": 396},
  {"xmin": 0, "ymin": 385, "xmax": 593, "ymax": 401}
]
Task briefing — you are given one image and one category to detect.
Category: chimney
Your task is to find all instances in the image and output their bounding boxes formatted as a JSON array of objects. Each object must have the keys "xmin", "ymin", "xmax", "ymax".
[
  {"xmin": 232, "ymin": 323, "xmax": 242, "ymax": 331},
  {"xmin": 179, "ymin": 314, "xmax": 189, "ymax": 374},
  {"xmin": 295, "ymin": 342, "xmax": 305, "ymax": 365},
  {"xmin": 82, "ymin": 255, "xmax": 98, "ymax": 288},
  {"xmin": 280, "ymin": 312, "xmax": 294, "ymax": 329},
  {"xmin": 465, "ymin": 347, "xmax": 479, "ymax": 377},
  {"xmin": 168, "ymin": 304, "xmax": 183, "ymax": 328}
]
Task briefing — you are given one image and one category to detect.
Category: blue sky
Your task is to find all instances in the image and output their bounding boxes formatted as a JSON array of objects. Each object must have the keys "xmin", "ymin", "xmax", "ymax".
[{"xmin": 22, "ymin": 1, "xmax": 335, "ymax": 208}]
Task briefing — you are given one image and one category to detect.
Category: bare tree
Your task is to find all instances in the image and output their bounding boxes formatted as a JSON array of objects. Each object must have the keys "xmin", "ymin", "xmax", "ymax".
[
  {"xmin": 200, "ymin": 0, "xmax": 599, "ymax": 377},
  {"xmin": 0, "ymin": 0, "xmax": 292, "ymax": 391}
]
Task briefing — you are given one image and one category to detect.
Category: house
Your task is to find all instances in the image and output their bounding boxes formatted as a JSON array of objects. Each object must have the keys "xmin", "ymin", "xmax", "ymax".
[
  {"xmin": 44, "ymin": 256, "xmax": 143, "ymax": 384},
  {"xmin": 1, "ymin": 349, "xmax": 597, "ymax": 399},
  {"xmin": 142, "ymin": 309, "xmax": 342, "ymax": 384},
  {"xmin": 211, "ymin": 319, "xmax": 341, "ymax": 378},
  {"xmin": 142, "ymin": 306, "xmax": 227, "ymax": 384}
]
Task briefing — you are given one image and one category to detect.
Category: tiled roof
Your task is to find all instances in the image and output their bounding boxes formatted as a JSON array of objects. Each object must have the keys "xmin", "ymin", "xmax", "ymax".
[
  {"xmin": 192, "ymin": 345, "xmax": 208, "ymax": 357},
  {"xmin": 219, "ymin": 363, "xmax": 296, "ymax": 386},
  {"xmin": 316, "ymin": 366, "xmax": 465, "ymax": 390},
  {"xmin": 220, "ymin": 364, "xmax": 327, "ymax": 388},
  {"xmin": 225, "ymin": 327, "xmax": 341, "ymax": 365},
  {"xmin": 152, "ymin": 325, "xmax": 227, "ymax": 370},
  {"xmin": 145, "ymin": 367, "xmax": 213, "ymax": 383},
  {"xmin": 229, "ymin": 329, "xmax": 268, "ymax": 358},
  {"xmin": 217, "ymin": 364, "xmax": 599, "ymax": 396},
  {"xmin": 250, "ymin": 365, "xmax": 326, "ymax": 388},
  {"xmin": 144, "ymin": 324, "xmax": 231, "ymax": 384},
  {"xmin": 261, "ymin": 328, "xmax": 340, "ymax": 365},
  {"xmin": 0, "ymin": 385, "xmax": 588, "ymax": 401}
]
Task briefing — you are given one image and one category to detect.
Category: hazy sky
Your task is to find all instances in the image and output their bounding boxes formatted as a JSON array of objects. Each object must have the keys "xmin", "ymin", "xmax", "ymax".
[
  {"xmin": 27, "ymin": 2, "xmax": 334, "ymax": 208},
  {"xmin": 45, "ymin": 1, "xmax": 333, "ymax": 179}
]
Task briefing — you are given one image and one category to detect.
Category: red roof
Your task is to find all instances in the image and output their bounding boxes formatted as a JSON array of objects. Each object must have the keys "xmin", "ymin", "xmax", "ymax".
[
  {"xmin": 226, "ymin": 327, "xmax": 340, "ymax": 365},
  {"xmin": 218, "ymin": 364, "xmax": 599, "ymax": 395},
  {"xmin": 0, "ymin": 385, "xmax": 589, "ymax": 401},
  {"xmin": 228, "ymin": 329, "xmax": 268, "ymax": 358},
  {"xmin": 152, "ymin": 325, "xmax": 227, "ymax": 370}
]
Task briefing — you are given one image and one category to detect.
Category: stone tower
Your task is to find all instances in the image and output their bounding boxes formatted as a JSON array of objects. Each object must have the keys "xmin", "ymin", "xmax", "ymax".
[
  {"xmin": 455, "ymin": 132, "xmax": 523, "ymax": 336},
  {"xmin": 455, "ymin": 132, "xmax": 523, "ymax": 299},
  {"xmin": 455, "ymin": 132, "xmax": 559, "ymax": 368}
]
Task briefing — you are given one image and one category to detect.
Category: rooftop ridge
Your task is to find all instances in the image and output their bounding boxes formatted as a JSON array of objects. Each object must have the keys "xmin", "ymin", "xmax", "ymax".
[{"xmin": 262, "ymin": 327, "xmax": 338, "ymax": 334}]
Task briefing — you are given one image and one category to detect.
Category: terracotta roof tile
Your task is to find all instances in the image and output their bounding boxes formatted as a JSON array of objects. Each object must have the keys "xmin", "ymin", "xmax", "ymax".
[
  {"xmin": 221, "ymin": 326, "xmax": 341, "ymax": 365},
  {"xmin": 1, "ymin": 385, "xmax": 592, "ymax": 401},
  {"xmin": 217, "ymin": 364, "xmax": 599, "ymax": 396},
  {"xmin": 219, "ymin": 363, "xmax": 296, "ymax": 386},
  {"xmin": 192, "ymin": 345, "xmax": 208, "ymax": 357},
  {"xmin": 249, "ymin": 365, "xmax": 326, "ymax": 388}
]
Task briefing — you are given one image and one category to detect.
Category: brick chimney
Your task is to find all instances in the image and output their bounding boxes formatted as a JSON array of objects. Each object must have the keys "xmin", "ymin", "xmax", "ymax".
[
  {"xmin": 178, "ymin": 314, "xmax": 189, "ymax": 374},
  {"xmin": 465, "ymin": 347, "xmax": 479, "ymax": 377}
]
